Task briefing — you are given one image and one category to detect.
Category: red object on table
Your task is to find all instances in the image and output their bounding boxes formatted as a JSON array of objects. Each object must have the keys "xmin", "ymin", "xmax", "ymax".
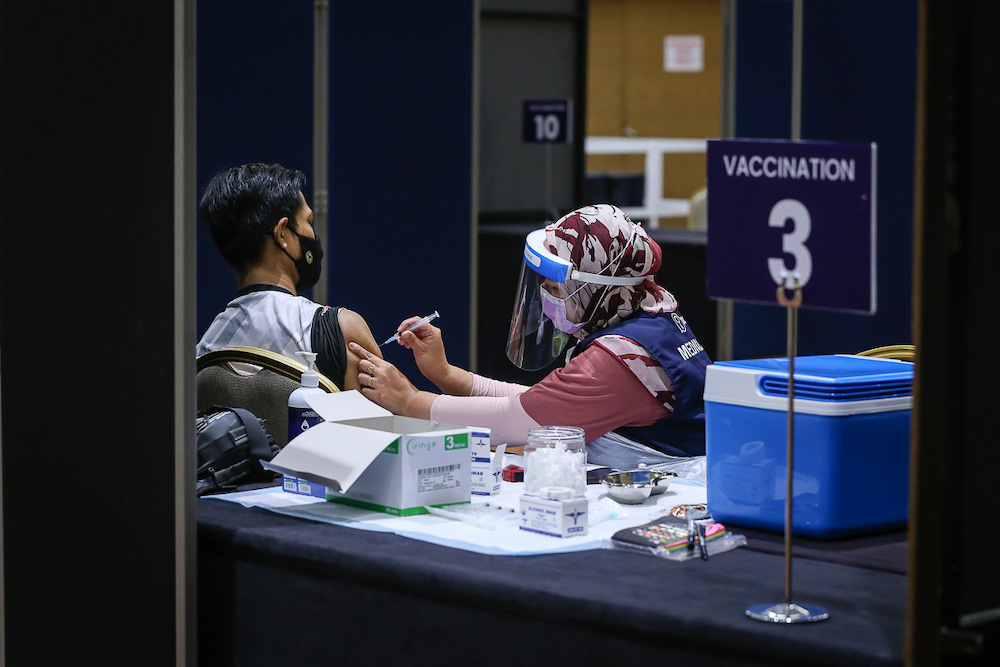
[{"xmin": 502, "ymin": 465, "xmax": 523, "ymax": 483}]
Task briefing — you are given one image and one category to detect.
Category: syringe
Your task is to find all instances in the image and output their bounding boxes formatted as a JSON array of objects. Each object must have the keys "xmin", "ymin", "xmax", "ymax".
[{"xmin": 380, "ymin": 310, "xmax": 440, "ymax": 346}]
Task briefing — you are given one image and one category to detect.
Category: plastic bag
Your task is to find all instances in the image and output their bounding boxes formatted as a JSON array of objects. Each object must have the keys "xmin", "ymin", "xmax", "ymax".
[{"xmin": 586, "ymin": 432, "xmax": 707, "ymax": 482}]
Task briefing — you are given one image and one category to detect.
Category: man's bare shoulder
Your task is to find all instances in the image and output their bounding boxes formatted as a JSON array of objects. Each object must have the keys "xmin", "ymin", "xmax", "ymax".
[
  {"xmin": 336, "ymin": 307, "xmax": 381, "ymax": 356},
  {"xmin": 336, "ymin": 307, "xmax": 369, "ymax": 333}
]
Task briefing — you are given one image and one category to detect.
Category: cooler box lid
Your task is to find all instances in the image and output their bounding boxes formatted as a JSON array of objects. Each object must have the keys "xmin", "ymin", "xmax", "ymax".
[{"xmin": 704, "ymin": 354, "xmax": 913, "ymax": 416}]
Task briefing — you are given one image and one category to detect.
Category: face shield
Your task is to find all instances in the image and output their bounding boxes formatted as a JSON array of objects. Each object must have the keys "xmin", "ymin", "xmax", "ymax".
[{"xmin": 505, "ymin": 228, "xmax": 645, "ymax": 371}]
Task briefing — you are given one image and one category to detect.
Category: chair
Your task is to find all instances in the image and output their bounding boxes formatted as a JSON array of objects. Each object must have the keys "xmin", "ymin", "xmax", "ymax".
[
  {"xmin": 856, "ymin": 344, "xmax": 916, "ymax": 362},
  {"xmin": 197, "ymin": 345, "xmax": 339, "ymax": 448}
]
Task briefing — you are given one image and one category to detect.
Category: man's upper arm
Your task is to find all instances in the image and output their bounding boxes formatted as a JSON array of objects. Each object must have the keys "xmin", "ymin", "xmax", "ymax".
[
  {"xmin": 337, "ymin": 308, "xmax": 382, "ymax": 391},
  {"xmin": 337, "ymin": 308, "xmax": 380, "ymax": 356}
]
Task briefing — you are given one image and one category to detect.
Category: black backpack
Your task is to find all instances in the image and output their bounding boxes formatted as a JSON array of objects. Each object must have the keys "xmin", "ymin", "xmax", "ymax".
[{"xmin": 196, "ymin": 406, "xmax": 279, "ymax": 496}]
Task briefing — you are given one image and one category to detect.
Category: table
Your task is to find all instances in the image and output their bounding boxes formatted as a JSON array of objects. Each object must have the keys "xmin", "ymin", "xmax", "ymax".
[{"xmin": 198, "ymin": 495, "xmax": 907, "ymax": 666}]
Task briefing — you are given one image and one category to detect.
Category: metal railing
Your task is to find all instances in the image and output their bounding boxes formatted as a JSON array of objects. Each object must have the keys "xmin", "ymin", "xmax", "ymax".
[{"xmin": 584, "ymin": 136, "xmax": 708, "ymax": 227}]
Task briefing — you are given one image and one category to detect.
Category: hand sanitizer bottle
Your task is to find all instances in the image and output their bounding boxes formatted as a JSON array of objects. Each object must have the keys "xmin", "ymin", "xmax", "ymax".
[{"xmin": 288, "ymin": 351, "xmax": 325, "ymax": 444}]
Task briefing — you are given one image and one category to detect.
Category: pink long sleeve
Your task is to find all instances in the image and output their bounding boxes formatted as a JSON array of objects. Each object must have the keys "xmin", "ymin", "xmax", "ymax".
[
  {"xmin": 470, "ymin": 373, "xmax": 529, "ymax": 397},
  {"xmin": 429, "ymin": 393, "xmax": 541, "ymax": 446},
  {"xmin": 428, "ymin": 345, "xmax": 667, "ymax": 445}
]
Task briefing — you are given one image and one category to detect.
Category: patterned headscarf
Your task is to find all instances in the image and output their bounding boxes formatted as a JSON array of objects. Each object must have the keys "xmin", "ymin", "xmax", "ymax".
[{"xmin": 544, "ymin": 204, "xmax": 677, "ymax": 337}]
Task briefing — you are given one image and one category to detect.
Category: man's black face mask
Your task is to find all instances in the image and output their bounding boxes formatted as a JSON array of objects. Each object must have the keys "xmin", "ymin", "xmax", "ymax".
[
  {"xmin": 276, "ymin": 224, "xmax": 324, "ymax": 291},
  {"xmin": 289, "ymin": 231, "xmax": 324, "ymax": 291}
]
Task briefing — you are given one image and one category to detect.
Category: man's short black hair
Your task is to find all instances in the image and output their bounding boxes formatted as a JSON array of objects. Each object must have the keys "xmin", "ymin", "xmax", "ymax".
[{"xmin": 199, "ymin": 163, "xmax": 307, "ymax": 273}]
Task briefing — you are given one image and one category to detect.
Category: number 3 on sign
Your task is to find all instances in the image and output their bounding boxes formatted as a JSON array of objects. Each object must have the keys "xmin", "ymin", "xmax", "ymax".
[{"xmin": 767, "ymin": 199, "xmax": 812, "ymax": 286}]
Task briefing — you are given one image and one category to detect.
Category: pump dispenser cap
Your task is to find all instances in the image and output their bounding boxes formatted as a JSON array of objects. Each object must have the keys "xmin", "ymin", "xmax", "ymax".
[{"xmin": 296, "ymin": 351, "xmax": 320, "ymax": 388}]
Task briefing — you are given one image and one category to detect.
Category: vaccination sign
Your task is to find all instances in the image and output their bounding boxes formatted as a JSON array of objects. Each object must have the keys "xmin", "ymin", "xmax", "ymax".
[
  {"xmin": 706, "ymin": 139, "xmax": 877, "ymax": 313},
  {"xmin": 522, "ymin": 99, "xmax": 571, "ymax": 143}
]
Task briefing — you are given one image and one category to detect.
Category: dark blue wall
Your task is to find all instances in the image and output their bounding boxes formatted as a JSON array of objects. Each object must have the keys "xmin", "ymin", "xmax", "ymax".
[
  {"xmin": 196, "ymin": 0, "xmax": 315, "ymax": 336},
  {"xmin": 327, "ymin": 0, "xmax": 475, "ymax": 385},
  {"xmin": 732, "ymin": 0, "xmax": 917, "ymax": 358}
]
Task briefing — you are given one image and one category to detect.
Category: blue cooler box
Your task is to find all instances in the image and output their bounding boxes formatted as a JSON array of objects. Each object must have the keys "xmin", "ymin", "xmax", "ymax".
[{"xmin": 704, "ymin": 355, "xmax": 913, "ymax": 538}]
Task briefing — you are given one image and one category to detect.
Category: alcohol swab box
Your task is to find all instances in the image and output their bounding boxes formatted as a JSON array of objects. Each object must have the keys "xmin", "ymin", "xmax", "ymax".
[
  {"xmin": 519, "ymin": 487, "xmax": 588, "ymax": 538},
  {"xmin": 470, "ymin": 428, "xmax": 505, "ymax": 496},
  {"xmin": 704, "ymin": 354, "xmax": 913, "ymax": 538}
]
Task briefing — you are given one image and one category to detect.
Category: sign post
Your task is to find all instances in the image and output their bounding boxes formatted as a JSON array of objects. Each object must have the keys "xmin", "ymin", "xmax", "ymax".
[
  {"xmin": 707, "ymin": 138, "xmax": 877, "ymax": 624},
  {"xmin": 522, "ymin": 99, "xmax": 571, "ymax": 218}
]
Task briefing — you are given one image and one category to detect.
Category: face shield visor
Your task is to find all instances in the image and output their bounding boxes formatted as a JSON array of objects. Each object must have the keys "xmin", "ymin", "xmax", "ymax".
[{"xmin": 505, "ymin": 228, "xmax": 645, "ymax": 371}]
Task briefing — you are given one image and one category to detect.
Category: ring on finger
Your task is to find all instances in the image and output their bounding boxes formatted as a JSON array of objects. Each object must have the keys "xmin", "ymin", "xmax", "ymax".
[
  {"xmin": 367, "ymin": 361, "xmax": 376, "ymax": 375},
  {"xmin": 367, "ymin": 375, "xmax": 374, "ymax": 389}
]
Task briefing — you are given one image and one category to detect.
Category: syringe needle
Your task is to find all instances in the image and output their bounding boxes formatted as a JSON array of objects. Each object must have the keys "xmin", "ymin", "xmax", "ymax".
[{"xmin": 380, "ymin": 310, "xmax": 440, "ymax": 346}]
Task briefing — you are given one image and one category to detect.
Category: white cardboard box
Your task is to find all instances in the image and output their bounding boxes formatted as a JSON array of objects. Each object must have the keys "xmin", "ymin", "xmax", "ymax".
[
  {"xmin": 470, "ymin": 428, "xmax": 505, "ymax": 496},
  {"xmin": 519, "ymin": 493, "xmax": 589, "ymax": 538},
  {"xmin": 281, "ymin": 474, "xmax": 326, "ymax": 498},
  {"xmin": 263, "ymin": 390, "xmax": 472, "ymax": 516}
]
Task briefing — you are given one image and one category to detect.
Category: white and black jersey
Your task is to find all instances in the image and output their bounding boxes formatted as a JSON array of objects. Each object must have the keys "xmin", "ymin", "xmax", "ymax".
[{"xmin": 196, "ymin": 285, "xmax": 347, "ymax": 388}]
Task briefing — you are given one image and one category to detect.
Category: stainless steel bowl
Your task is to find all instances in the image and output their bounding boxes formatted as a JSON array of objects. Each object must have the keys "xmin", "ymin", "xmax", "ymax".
[{"xmin": 602, "ymin": 469, "xmax": 677, "ymax": 504}]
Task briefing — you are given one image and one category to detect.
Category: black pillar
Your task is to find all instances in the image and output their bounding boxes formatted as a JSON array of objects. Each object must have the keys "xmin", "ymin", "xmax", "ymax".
[{"xmin": 0, "ymin": 1, "xmax": 196, "ymax": 664}]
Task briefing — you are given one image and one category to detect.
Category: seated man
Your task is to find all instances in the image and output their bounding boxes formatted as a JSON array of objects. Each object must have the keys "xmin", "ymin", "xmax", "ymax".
[{"xmin": 196, "ymin": 162, "xmax": 381, "ymax": 389}]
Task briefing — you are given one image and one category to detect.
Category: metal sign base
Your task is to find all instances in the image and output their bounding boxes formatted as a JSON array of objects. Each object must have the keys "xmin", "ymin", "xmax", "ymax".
[
  {"xmin": 746, "ymin": 602, "xmax": 830, "ymax": 624},
  {"xmin": 746, "ymin": 276, "xmax": 830, "ymax": 625}
]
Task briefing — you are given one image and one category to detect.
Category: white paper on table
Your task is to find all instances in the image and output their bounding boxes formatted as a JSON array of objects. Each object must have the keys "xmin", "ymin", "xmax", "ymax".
[{"xmin": 211, "ymin": 479, "xmax": 709, "ymax": 557}]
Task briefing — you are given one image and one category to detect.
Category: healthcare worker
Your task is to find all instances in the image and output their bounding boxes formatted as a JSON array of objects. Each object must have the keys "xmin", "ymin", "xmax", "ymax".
[{"xmin": 349, "ymin": 204, "xmax": 711, "ymax": 470}]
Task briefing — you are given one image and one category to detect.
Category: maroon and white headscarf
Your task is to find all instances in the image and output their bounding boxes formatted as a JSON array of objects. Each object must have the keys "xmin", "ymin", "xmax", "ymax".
[{"xmin": 544, "ymin": 204, "xmax": 678, "ymax": 339}]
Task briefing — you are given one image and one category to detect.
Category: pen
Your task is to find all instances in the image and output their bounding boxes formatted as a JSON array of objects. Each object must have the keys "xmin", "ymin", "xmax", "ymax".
[
  {"xmin": 697, "ymin": 521, "xmax": 710, "ymax": 560},
  {"xmin": 686, "ymin": 507, "xmax": 705, "ymax": 552},
  {"xmin": 380, "ymin": 310, "xmax": 440, "ymax": 346}
]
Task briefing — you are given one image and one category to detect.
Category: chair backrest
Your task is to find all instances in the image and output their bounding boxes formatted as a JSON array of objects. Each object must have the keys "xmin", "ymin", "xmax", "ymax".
[
  {"xmin": 196, "ymin": 346, "xmax": 338, "ymax": 448},
  {"xmin": 856, "ymin": 344, "xmax": 916, "ymax": 362}
]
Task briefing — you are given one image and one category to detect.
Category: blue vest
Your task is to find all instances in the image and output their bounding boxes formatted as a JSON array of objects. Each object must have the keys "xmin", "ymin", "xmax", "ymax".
[{"xmin": 575, "ymin": 311, "xmax": 710, "ymax": 457}]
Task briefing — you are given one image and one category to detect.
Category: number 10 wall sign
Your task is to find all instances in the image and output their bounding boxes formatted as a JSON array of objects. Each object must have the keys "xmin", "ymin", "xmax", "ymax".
[
  {"xmin": 522, "ymin": 100, "xmax": 571, "ymax": 144},
  {"xmin": 706, "ymin": 139, "xmax": 877, "ymax": 313}
]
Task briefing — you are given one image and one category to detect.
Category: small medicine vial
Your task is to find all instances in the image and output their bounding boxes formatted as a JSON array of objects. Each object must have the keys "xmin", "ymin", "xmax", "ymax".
[{"xmin": 523, "ymin": 426, "xmax": 586, "ymax": 497}]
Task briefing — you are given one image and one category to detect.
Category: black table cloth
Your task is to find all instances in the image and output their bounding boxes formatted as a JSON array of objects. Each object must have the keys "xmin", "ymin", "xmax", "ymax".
[{"xmin": 198, "ymin": 497, "xmax": 906, "ymax": 666}]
